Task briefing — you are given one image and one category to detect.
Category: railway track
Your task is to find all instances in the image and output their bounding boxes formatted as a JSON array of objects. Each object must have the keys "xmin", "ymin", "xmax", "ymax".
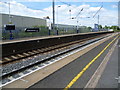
[
  {"xmin": 1, "ymin": 34, "xmax": 107, "ymax": 65},
  {"xmin": 1, "ymin": 37, "xmax": 96, "ymax": 65},
  {"xmin": 1, "ymin": 34, "xmax": 111, "ymax": 86}
]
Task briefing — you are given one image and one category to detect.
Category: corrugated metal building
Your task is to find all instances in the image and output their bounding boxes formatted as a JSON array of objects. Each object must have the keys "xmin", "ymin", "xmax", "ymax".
[
  {"xmin": 52, "ymin": 24, "xmax": 79, "ymax": 30},
  {"xmin": 0, "ymin": 13, "xmax": 47, "ymax": 30},
  {"xmin": 53, "ymin": 24, "xmax": 90, "ymax": 33}
]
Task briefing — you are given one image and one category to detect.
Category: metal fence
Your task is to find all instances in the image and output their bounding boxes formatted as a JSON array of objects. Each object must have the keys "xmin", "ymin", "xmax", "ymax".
[{"xmin": 2, "ymin": 27, "xmax": 91, "ymax": 40}]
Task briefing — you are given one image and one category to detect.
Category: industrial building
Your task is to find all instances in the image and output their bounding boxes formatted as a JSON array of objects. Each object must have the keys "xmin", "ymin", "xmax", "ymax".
[
  {"xmin": 0, "ymin": 13, "xmax": 47, "ymax": 30},
  {"xmin": 1, "ymin": 13, "xmax": 92, "ymax": 40},
  {"xmin": 0, "ymin": 13, "xmax": 91, "ymax": 32},
  {"xmin": 52, "ymin": 24, "xmax": 91, "ymax": 33},
  {"xmin": 53, "ymin": 24, "xmax": 78, "ymax": 30}
]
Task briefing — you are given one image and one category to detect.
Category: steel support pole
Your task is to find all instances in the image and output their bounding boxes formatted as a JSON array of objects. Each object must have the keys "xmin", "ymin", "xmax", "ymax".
[
  {"xmin": 52, "ymin": 0, "xmax": 55, "ymax": 33},
  {"xmin": 98, "ymin": 15, "xmax": 99, "ymax": 31}
]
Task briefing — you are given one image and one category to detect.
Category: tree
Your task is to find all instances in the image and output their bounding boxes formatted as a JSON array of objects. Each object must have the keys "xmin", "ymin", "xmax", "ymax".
[
  {"xmin": 98, "ymin": 25, "xmax": 102, "ymax": 29},
  {"xmin": 104, "ymin": 25, "xmax": 108, "ymax": 29},
  {"xmin": 88, "ymin": 27, "xmax": 92, "ymax": 30},
  {"xmin": 117, "ymin": 27, "xmax": 120, "ymax": 30}
]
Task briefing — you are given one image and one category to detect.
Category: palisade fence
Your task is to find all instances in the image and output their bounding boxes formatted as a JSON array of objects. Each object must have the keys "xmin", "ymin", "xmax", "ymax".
[{"xmin": 2, "ymin": 26, "xmax": 91, "ymax": 40}]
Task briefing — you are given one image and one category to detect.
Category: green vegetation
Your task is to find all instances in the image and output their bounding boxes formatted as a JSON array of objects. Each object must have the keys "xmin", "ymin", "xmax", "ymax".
[
  {"xmin": 98, "ymin": 25, "xmax": 102, "ymax": 29},
  {"xmin": 2, "ymin": 25, "xmax": 50, "ymax": 40},
  {"xmin": 2, "ymin": 25, "xmax": 92, "ymax": 40},
  {"xmin": 3, "ymin": 25, "xmax": 119, "ymax": 40},
  {"xmin": 80, "ymin": 26, "xmax": 91, "ymax": 33},
  {"xmin": 98, "ymin": 25, "xmax": 120, "ymax": 32}
]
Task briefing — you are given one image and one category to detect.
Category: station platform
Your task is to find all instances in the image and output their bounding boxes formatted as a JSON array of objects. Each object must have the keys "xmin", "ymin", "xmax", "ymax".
[
  {"xmin": 2, "ymin": 31, "xmax": 113, "ymax": 58},
  {"xmin": 1, "ymin": 31, "xmax": 111, "ymax": 44},
  {"xmin": 2, "ymin": 33, "xmax": 119, "ymax": 89},
  {"xmin": 27, "ymin": 34, "xmax": 119, "ymax": 89},
  {"xmin": 96, "ymin": 40, "xmax": 118, "ymax": 88}
]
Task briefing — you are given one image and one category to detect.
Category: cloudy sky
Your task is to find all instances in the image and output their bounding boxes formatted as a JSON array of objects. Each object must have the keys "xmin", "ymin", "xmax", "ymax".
[{"xmin": 0, "ymin": 0, "xmax": 119, "ymax": 27}]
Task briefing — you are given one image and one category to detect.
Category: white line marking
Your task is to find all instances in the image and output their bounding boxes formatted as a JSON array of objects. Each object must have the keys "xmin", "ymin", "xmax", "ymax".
[{"xmin": 85, "ymin": 39, "xmax": 118, "ymax": 88}]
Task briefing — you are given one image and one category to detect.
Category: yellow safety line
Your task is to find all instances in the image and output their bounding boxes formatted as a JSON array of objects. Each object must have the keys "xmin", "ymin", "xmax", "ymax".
[{"xmin": 64, "ymin": 35, "xmax": 119, "ymax": 90}]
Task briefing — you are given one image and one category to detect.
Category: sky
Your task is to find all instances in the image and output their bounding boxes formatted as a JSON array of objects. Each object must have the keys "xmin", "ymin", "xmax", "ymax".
[{"xmin": 0, "ymin": 0, "xmax": 119, "ymax": 27}]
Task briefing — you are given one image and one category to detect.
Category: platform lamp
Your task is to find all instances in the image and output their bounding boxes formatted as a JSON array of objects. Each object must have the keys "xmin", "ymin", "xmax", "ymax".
[
  {"xmin": 56, "ymin": 5, "xmax": 61, "ymax": 35},
  {"xmin": 71, "ymin": 8, "xmax": 84, "ymax": 34},
  {"xmin": 45, "ymin": 16, "xmax": 51, "ymax": 35},
  {"xmin": 71, "ymin": 17, "xmax": 79, "ymax": 33},
  {"xmin": 72, "ymin": 16, "xmax": 90, "ymax": 33},
  {"xmin": 1, "ymin": 1, "xmax": 15, "ymax": 40},
  {"xmin": 2, "ymin": 1, "xmax": 12, "ymax": 24}
]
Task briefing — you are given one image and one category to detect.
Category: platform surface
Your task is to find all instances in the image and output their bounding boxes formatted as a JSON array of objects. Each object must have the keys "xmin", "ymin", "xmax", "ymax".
[
  {"xmin": 28, "ymin": 34, "xmax": 119, "ymax": 89},
  {"xmin": 96, "ymin": 39, "xmax": 119, "ymax": 88}
]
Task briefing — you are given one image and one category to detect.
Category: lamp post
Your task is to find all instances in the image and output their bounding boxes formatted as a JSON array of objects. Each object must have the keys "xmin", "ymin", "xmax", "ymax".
[
  {"xmin": 77, "ymin": 20, "xmax": 79, "ymax": 33},
  {"xmin": 0, "ymin": 1, "xmax": 13, "ymax": 23},
  {"xmin": 71, "ymin": 8, "xmax": 84, "ymax": 33},
  {"xmin": 3, "ymin": 2, "xmax": 11, "ymax": 24},
  {"xmin": 44, "ymin": 16, "xmax": 51, "ymax": 35},
  {"xmin": 52, "ymin": 0, "xmax": 55, "ymax": 34},
  {"xmin": 8, "ymin": 2, "xmax": 11, "ymax": 23},
  {"xmin": 72, "ymin": 16, "xmax": 90, "ymax": 33},
  {"xmin": 1, "ymin": 1, "xmax": 14, "ymax": 40},
  {"xmin": 56, "ymin": 5, "xmax": 61, "ymax": 35},
  {"xmin": 98, "ymin": 15, "xmax": 100, "ymax": 31},
  {"xmin": 71, "ymin": 17, "xmax": 79, "ymax": 33}
]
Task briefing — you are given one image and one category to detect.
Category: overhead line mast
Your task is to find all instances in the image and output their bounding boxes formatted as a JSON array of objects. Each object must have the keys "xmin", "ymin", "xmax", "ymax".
[
  {"xmin": 75, "ymin": 8, "xmax": 84, "ymax": 19},
  {"xmin": 93, "ymin": 5, "xmax": 103, "ymax": 18},
  {"xmin": 93, "ymin": 3, "xmax": 103, "ymax": 31},
  {"xmin": 52, "ymin": 0, "xmax": 55, "ymax": 31}
]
